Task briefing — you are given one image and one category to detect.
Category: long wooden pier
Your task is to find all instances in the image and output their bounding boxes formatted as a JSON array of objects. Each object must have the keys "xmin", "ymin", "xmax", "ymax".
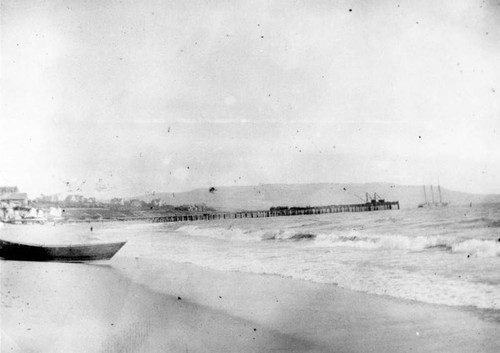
[{"xmin": 151, "ymin": 201, "xmax": 399, "ymax": 223}]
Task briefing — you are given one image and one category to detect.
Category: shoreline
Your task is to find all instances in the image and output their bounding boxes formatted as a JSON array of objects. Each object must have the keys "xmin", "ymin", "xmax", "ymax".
[
  {"xmin": 2, "ymin": 255, "xmax": 499, "ymax": 352},
  {"xmin": 116, "ymin": 258, "xmax": 500, "ymax": 350}
]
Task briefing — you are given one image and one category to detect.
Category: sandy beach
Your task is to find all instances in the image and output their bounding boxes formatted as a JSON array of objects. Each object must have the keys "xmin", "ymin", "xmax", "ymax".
[{"xmin": 2, "ymin": 253, "xmax": 499, "ymax": 353}]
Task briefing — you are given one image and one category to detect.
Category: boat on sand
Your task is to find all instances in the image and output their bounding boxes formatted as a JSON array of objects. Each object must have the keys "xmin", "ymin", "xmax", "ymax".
[{"xmin": 0, "ymin": 238, "xmax": 126, "ymax": 262}]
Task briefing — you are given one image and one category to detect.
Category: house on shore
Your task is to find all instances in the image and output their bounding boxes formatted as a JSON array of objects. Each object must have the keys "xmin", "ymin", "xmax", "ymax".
[
  {"xmin": 39, "ymin": 194, "xmax": 60, "ymax": 203},
  {"xmin": 0, "ymin": 186, "xmax": 28, "ymax": 206},
  {"xmin": 110, "ymin": 198, "xmax": 124, "ymax": 206},
  {"xmin": 65, "ymin": 195, "xmax": 85, "ymax": 204}
]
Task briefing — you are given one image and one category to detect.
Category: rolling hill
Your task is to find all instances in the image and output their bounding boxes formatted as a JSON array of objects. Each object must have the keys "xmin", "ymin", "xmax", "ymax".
[{"xmin": 131, "ymin": 182, "xmax": 500, "ymax": 211}]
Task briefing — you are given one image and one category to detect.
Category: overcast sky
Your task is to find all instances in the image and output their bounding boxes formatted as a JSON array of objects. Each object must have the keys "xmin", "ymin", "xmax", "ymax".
[{"xmin": 1, "ymin": 0, "xmax": 500, "ymax": 198}]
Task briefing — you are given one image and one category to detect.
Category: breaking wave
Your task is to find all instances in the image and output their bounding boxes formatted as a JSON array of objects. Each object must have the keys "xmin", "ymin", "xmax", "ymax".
[
  {"xmin": 315, "ymin": 233, "xmax": 500, "ymax": 257},
  {"xmin": 176, "ymin": 225, "xmax": 500, "ymax": 257},
  {"xmin": 176, "ymin": 225, "xmax": 317, "ymax": 242}
]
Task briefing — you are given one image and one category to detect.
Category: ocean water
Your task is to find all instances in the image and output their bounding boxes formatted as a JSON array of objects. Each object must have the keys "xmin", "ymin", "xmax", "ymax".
[{"xmin": 2, "ymin": 203, "xmax": 500, "ymax": 311}]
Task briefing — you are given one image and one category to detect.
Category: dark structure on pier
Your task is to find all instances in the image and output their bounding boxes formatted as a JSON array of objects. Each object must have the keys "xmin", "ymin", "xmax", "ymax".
[{"xmin": 151, "ymin": 193, "xmax": 399, "ymax": 223}]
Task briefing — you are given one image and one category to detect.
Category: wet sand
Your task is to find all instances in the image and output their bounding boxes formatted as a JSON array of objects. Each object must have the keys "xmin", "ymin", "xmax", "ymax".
[{"xmin": 1, "ymin": 256, "xmax": 499, "ymax": 352}]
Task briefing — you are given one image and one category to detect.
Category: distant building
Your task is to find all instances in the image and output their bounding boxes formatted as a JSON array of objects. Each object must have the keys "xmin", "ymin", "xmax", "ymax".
[
  {"xmin": 0, "ymin": 186, "xmax": 19, "ymax": 194},
  {"xmin": 151, "ymin": 198, "xmax": 164, "ymax": 207},
  {"xmin": 110, "ymin": 198, "xmax": 124, "ymax": 206},
  {"xmin": 128, "ymin": 199, "xmax": 144, "ymax": 208},
  {"xmin": 65, "ymin": 195, "xmax": 84, "ymax": 203},
  {"xmin": 176, "ymin": 204, "xmax": 208, "ymax": 212},
  {"xmin": 40, "ymin": 194, "xmax": 59, "ymax": 203},
  {"xmin": 0, "ymin": 186, "xmax": 28, "ymax": 205},
  {"xmin": 190, "ymin": 204, "xmax": 209, "ymax": 212},
  {"xmin": 0, "ymin": 192, "xmax": 28, "ymax": 206}
]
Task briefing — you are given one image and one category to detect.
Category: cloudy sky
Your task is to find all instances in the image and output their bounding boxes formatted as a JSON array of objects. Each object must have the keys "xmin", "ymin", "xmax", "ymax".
[{"xmin": 1, "ymin": 0, "xmax": 499, "ymax": 198}]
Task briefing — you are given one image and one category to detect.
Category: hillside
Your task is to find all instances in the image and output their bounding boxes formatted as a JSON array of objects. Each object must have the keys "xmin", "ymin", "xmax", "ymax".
[{"xmin": 131, "ymin": 182, "xmax": 500, "ymax": 211}]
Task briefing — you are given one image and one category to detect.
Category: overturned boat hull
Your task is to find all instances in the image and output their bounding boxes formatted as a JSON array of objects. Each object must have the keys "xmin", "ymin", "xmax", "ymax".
[{"xmin": 0, "ymin": 238, "xmax": 126, "ymax": 262}]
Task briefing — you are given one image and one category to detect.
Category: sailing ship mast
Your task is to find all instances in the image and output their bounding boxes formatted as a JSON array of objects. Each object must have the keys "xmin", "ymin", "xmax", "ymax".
[{"xmin": 418, "ymin": 182, "xmax": 448, "ymax": 208}]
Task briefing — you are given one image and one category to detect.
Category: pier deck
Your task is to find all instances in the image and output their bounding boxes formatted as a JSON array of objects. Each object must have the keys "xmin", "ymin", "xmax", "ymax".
[{"xmin": 151, "ymin": 201, "xmax": 400, "ymax": 223}]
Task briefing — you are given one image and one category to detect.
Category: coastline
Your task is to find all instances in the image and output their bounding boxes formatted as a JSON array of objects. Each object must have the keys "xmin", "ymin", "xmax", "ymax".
[{"xmin": 2, "ymin": 254, "xmax": 499, "ymax": 353}]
